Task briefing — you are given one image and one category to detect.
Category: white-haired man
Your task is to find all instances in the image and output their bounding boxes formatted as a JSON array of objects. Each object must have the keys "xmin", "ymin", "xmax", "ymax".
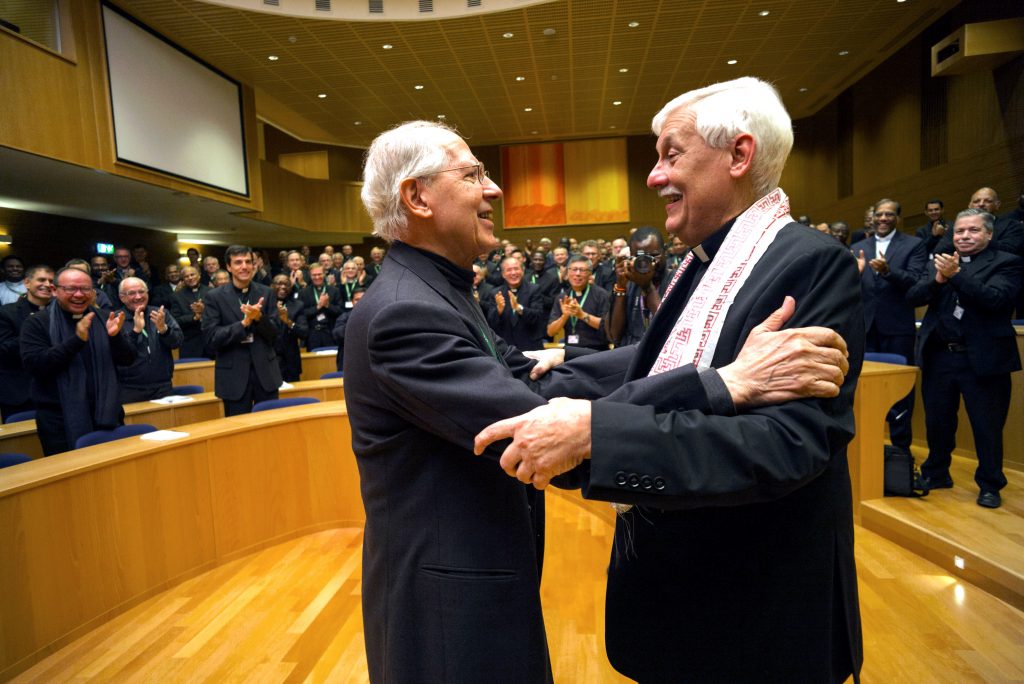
[
  {"xmin": 477, "ymin": 77, "xmax": 864, "ymax": 682},
  {"xmin": 346, "ymin": 116, "xmax": 852, "ymax": 683}
]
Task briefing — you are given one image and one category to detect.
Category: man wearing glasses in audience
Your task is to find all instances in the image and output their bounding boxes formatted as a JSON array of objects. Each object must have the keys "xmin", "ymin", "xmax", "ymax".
[
  {"xmin": 20, "ymin": 267, "xmax": 133, "ymax": 455},
  {"xmin": 546, "ymin": 255, "xmax": 609, "ymax": 350},
  {"xmin": 116, "ymin": 277, "xmax": 183, "ymax": 404}
]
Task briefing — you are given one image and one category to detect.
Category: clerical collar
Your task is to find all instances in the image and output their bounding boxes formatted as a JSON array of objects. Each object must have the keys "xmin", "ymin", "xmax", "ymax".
[
  {"xmin": 960, "ymin": 254, "xmax": 972, "ymax": 263},
  {"xmin": 875, "ymin": 231, "xmax": 894, "ymax": 245},
  {"xmin": 232, "ymin": 284, "xmax": 250, "ymax": 295},
  {"xmin": 691, "ymin": 216, "xmax": 738, "ymax": 263},
  {"xmin": 401, "ymin": 241, "xmax": 475, "ymax": 291}
]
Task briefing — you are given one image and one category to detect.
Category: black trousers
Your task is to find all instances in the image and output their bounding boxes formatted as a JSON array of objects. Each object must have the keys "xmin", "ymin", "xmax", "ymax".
[
  {"xmin": 920, "ymin": 344, "xmax": 1010, "ymax": 493},
  {"xmin": 222, "ymin": 365, "xmax": 279, "ymax": 416},
  {"xmin": 866, "ymin": 328, "xmax": 916, "ymax": 450}
]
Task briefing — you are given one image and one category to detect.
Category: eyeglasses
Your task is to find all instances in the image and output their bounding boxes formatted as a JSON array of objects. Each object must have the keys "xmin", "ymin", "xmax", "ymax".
[
  {"xmin": 430, "ymin": 163, "xmax": 490, "ymax": 184},
  {"xmin": 122, "ymin": 290, "xmax": 148, "ymax": 298},
  {"xmin": 57, "ymin": 286, "xmax": 94, "ymax": 294},
  {"xmin": 567, "ymin": 267, "xmax": 591, "ymax": 274}
]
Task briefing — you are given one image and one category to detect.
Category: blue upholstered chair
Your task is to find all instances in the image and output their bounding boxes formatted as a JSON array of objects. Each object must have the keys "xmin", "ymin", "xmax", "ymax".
[
  {"xmin": 309, "ymin": 346, "xmax": 338, "ymax": 353},
  {"xmin": 74, "ymin": 424, "xmax": 158, "ymax": 449},
  {"xmin": 863, "ymin": 352, "xmax": 908, "ymax": 365},
  {"xmin": 170, "ymin": 385, "xmax": 205, "ymax": 395},
  {"xmin": 320, "ymin": 371, "xmax": 344, "ymax": 379},
  {"xmin": 4, "ymin": 410, "xmax": 36, "ymax": 424},
  {"xmin": 0, "ymin": 453, "xmax": 33, "ymax": 468},
  {"xmin": 251, "ymin": 397, "xmax": 320, "ymax": 413},
  {"xmin": 174, "ymin": 357, "xmax": 211, "ymax": 364}
]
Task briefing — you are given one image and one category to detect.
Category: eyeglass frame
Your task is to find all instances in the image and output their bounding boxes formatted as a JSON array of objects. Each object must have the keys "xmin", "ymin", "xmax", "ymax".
[
  {"xmin": 422, "ymin": 163, "xmax": 490, "ymax": 184},
  {"xmin": 56, "ymin": 285, "xmax": 95, "ymax": 294}
]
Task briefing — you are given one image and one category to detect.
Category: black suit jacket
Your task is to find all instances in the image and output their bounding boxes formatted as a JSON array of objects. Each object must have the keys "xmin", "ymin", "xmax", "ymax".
[
  {"xmin": 485, "ymin": 281, "xmax": 546, "ymax": 351},
  {"xmin": 581, "ymin": 223, "xmax": 865, "ymax": 683},
  {"xmin": 850, "ymin": 231, "xmax": 926, "ymax": 337},
  {"xmin": 0, "ymin": 298, "xmax": 45, "ymax": 406},
  {"xmin": 343, "ymin": 242, "xmax": 716, "ymax": 683},
  {"xmin": 275, "ymin": 298, "xmax": 307, "ymax": 382},
  {"xmin": 170, "ymin": 285, "xmax": 210, "ymax": 358},
  {"xmin": 908, "ymin": 247, "xmax": 1023, "ymax": 376},
  {"xmin": 201, "ymin": 282, "xmax": 282, "ymax": 401}
]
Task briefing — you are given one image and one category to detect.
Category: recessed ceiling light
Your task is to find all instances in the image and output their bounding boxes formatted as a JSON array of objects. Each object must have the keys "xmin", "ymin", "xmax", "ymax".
[
  {"xmin": 524, "ymin": 107, "xmax": 533, "ymax": 112},
  {"xmin": 838, "ymin": 50, "xmax": 849, "ymax": 56},
  {"xmin": 515, "ymin": 76, "xmax": 526, "ymax": 81},
  {"xmin": 619, "ymin": 67, "xmax": 629, "ymax": 73},
  {"xmin": 627, "ymin": 21, "xmax": 639, "ymax": 28},
  {"xmin": 610, "ymin": 125, "xmax": 617, "ymax": 129},
  {"xmin": 799, "ymin": 87, "xmax": 808, "ymax": 92},
  {"xmin": 288, "ymin": 35, "xmax": 297, "ymax": 44},
  {"xmin": 531, "ymin": 130, "xmax": 538, "ymax": 135},
  {"xmin": 727, "ymin": 59, "xmax": 738, "ymax": 65},
  {"xmin": 354, "ymin": 121, "xmax": 362, "ymax": 125},
  {"xmin": 317, "ymin": 93, "xmax": 327, "ymax": 99},
  {"xmin": 503, "ymin": 32, "xmax": 514, "ymax": 38},
  {"xmin": 896, "ymin": 0, "xmax": 906, "ymax": 3},
  {"xmin": 543, "ymin": 28, "xmax": 556, "ymax": 36},
  {"xmin": 612, "ymin": 100, "xmax": 622, "ymax": 106},
  {"xmin": 267, "ymin": 55, "xmax": 279, "ymax": 61},
  {"xmin": 382, "ymin": 44, "xmax": 393, "ymax": 50},
  {"xmin": 758, "ymin": 10, "xmax": 770, "ymax": 16},
  {"xmin": 414, "ymin": 84, "xmax": 424, "ymax": 90},
  {"xmin": 437, "ymin": 114, "xmax": 446, "ymax": 119}
]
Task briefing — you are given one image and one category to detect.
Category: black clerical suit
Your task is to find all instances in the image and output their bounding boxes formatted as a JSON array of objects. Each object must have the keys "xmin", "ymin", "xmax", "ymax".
[
  {"xmin": 577, "ymin": 221, "xmax": 865, "ymax": 683},
  {"xmin": 171, "ymin": 285, "xmax": 210, "ymax": 359},
  {"xmin": 116, "ymin": 305, "xmax": 184, "ymax": 404},
  {"xmin": 20, "ymin": 304, "xmax": 136, "ymax": 455},
  {"xmin": 526, "ymin": 268, "xmax": 560, "ymax": 315},
  {"xmin": 275, "ymin": 298, "xmax": 307, "ymax": 382},
  {"xmin": 299, "ymin": 283, "xmax": 342, "ymax": 350},
  {"xmin": 907, "ymin": 247, "xmax": 1022, "ymax": 494},
  {"xmin": 849, "ymin": 230, "xmax": 926, "ymax": 450},
  {"xmin": 201, "ymin": 282, "xmax": 282, "ymax": 416},
  {"xmin": 0, "ymin": 298, "xmax": 46, "ymax": 419},
  {"xmin": 343, "ymin": 241, "xmax": 721, "ymax": 684},
  {"xmin": 149, "ymin": 282, "xmax": 179, "ymax": 310},
  {"xmin": 548, "ymin": 284, "xmax": 610, "ymax": 350},
  {"xmin": 915, "ymin": 220, "xmax": 949, "ymax": 255},
  {"xmin": 485, "ymin": 281, "xmax": 546, "ymax": 351},
  {"xmin": 934, "ymin": 214, "xmax": 1024, "ymax": 257}
]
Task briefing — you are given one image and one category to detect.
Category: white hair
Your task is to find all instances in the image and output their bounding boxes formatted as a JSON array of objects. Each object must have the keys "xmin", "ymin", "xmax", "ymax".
[
  {"xmin": 361, "ymin": 121, "xmax": 461, "ymax": 243},
  {"xmin": 652, "ymin": 77, "xmax": 793, "ymax": 197}
]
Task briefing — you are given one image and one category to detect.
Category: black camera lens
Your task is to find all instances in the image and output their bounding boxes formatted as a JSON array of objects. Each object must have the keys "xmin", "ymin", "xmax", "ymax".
[{"xmin": 633, "ymin": 252, "xmax": 654, "ymax": 274}]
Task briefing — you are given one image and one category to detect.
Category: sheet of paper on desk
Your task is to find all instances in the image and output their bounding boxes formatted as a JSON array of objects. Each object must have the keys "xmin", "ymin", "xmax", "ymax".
[
  {"xmin": 279, "ymin": 382, "xmax": 294, "ymax": 390},
  {"xmin": 150, "ymin": 395, "xmax": 196, "ymax": 404},
  {"xmin": 315, "ymin": 349, "xmax": 338, "ymax": 356},
  {"xmin": 140, "ymin": 430, "xmax": 190, "ymax": 441}
]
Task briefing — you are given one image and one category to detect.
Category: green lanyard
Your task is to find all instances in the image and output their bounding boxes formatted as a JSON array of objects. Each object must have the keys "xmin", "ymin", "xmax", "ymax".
[
  {"xmin": 568, "ymin": 285, "xmax": 590, "ymax": 333},
  {"xmin": 344, "ymin": 281, "xmax": 355, "ymax": 299}
]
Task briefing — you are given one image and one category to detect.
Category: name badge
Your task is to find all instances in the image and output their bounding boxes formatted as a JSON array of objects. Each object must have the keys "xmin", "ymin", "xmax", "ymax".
[
  {"xmin": 317, "ymin": 313, "xmax": 327, "ymax": 322},
  {"xmin": 953, "ymin": 305, "xmax": 964, "ymax": 320},
  {"xmin": 345, "ymin": 301, "xmax": 354, "ymax": 309},
  {"xmin": 241, "ymin": 332, "xmax": 254, "ymax": 344},
  {"xmin": 567, "ymin": 334, "xmax": 580, "ymax": 345}
]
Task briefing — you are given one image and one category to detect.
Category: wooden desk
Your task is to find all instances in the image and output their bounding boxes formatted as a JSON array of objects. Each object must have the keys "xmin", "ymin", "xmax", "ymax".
[
  {"xmin": 172, "ymin": 351, "xmax": 340, "ymax": 389},
  {"xmin": 0, "ymin": 379, "xmax": 343, "ymax": 459},
  {"xmin": 0, "ymin": 401, "xmax": 361, "ymax": 680},
  {"xmin": 849, "ymin": 361, "xmax": 919, "ymax": 516}
]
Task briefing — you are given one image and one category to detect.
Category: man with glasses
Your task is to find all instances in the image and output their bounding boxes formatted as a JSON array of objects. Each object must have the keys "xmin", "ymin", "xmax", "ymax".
[
  {"xmin": 606, "ymin": 226, "xmax": 669, "ymax": 346},
  {"xmin": 115, "ymin": 277, "xmax": 183, "ymax": 403},
  {"xmin": 345, "ymin": 119, "xmax": 850, "ymax": 683},
  {"xmin": 20, "ymin": 267, "xmax": 133, "ymax": 455},
  {"xmin": 546, "ymin": 255, "xmax": 609, "ymax": 350},
  {"xmin": 0, "ymin": 264, "xmax": 53, "ymax": 420}
]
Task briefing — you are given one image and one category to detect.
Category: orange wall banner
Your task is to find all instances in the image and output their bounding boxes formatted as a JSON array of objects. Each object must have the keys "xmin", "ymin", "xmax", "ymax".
[{"xmin": 501, "ymin": 138, "xmax": 629, "ymax": 228}]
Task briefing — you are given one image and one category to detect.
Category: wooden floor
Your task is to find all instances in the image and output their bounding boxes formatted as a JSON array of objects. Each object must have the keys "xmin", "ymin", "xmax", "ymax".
[{"xmin": 13, "ymin": 492, "xmax": 1024, "ymax": 683}]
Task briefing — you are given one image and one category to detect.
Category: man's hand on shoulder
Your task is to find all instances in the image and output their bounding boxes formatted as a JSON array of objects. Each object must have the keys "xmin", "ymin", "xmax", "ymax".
[{"xmin": 718, "ymin": 296, "xmax": 849, "ymax": 409}]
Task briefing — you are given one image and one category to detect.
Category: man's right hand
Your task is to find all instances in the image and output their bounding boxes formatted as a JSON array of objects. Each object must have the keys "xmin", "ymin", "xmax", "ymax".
[
  {"xmin": 717, "ymin": 296, "xmax": 849, "ymax": 409},
  {"xmin": 76, "ymin": 312, "xmax": 95, "ymax": 341}
]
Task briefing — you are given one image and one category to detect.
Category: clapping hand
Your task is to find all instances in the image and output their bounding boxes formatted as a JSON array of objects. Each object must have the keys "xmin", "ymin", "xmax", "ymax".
[
  {"xmin": 150, "ymin": 305, "xmax": 168, "ymax": 334},
  {"xmin": 106, "ymin": 310, "xmax": 126, "ymax": 337}
]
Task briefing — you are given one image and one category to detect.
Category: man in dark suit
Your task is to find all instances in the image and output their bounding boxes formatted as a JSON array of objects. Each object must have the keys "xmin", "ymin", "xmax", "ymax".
[
  {"xmin": 934, "ymin": 187, "xmax": 1024, "ymax": 257},
  {"xmin": 149, "ymin": 264, "xmax": 182, "ymax": 309},
  {"xmin": 526, "ymin": 250, "xmax": 559, "ymax": 315},
  {"xmin": 201, "ymin": 245, "xmax": 282, "ymax": 416},
  {"xmin": 915, "ymin": 198, "xmax": 948, "ymax": 255},
  {"xmin": 850, "ymin": 198, "xmax": 927, "ymax": 451},
  {"xmin": 271, "ymin": 274, "xmax": 306, "ymax": 382},
  {"xmin": 0, "ymin": 265, "xmax": 53, "ymax": 420},
  {"xmin": 477, "ymin": 77, "xmax": 864, "ymax": 683},
  {"xmin": 298, "ymin": 264, "xmax": 341, "ymax": 350},
  {"xmin": 170, "ymin": 266, "xmax": 209, "ymax": 359},
  {"xmin": 115, "ymin": 277, "xmax": 183, "ymax": 403},
  {"xmin": 908, "ymin": 209, "xmax": 1022, "ymax": 509},
  {"xmin": 485, "ymin": 256, "xmax": 546, "ymax": 351}
]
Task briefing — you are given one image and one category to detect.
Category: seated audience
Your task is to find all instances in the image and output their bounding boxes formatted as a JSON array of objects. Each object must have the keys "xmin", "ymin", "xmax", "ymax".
[{"xmin": 116, "ymin": 277, "xmax": 183, "ymax": 403}]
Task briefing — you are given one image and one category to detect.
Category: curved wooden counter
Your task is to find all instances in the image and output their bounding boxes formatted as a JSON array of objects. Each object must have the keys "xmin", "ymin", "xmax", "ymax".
[{"xmin": 0, "ymin": 401, "xmax": 361, "ymax": 680}]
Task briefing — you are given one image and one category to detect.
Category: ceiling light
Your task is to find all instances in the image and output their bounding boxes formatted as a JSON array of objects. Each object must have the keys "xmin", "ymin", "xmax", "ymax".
[
  {"xmin": 627, "ymin": 21, "xmax": 639, "ymax": 28},
  {"xmin": 354, "ymin": 121, "xmax": 362, "ymax": 125},
  {"xmin": 503, "ymin": 32, "xmax": 514, "ymax": 38},
  {"xmin": 610, "ymin": 125, "xmax": 617, "ymax": 129},
  {"xmin": 838, "ymin": 50, "xmax": 849, "ymax": 56},
  {"xmin": 437, "ymin": 114, "xmax": 446, "ymax": 119},
  {"xmin": 612, "ymin": 100, "xmax": 622, "ymax": 106},
  {"xmin": 543, "ymin": 28, "xmax": 556, "ymax": 36},
  {"xmin": 267, "ymin": 55, "xmax": 279, "ymax": 61},
  {"xmin": 799, "ymin": 87, "xmax": 808, "ymax": 92},
  {"xmin": 619, "ymin": 67, "xmax": 629, "ymax": 73},
  {"xmin": 758, "ymin": 10, "xmax": 770, "ymax": 16},
  {"xmin": 727, "ymin": 59, "xmax": 738, "ymax": 65},
  {"xmin": 288, "ymin": 35, "xmax": 297, "ymax": 44},
  {"xmin": 524, "ymin": 107, "xmax": 533, "ymax": 112},
  {"xmin": 382, "ymin": 44, "xmax": 393, "ymax": 49},
  {"xmin": 897, "ymin": 0, "xmax": 906, "ymax": 3},
  {"xmin": 317, "ymin": 93, "xmax": 327, "ymax": 99},
  {"xmin": 414, "ymin": 84, "xmax": 424, "ymax": 90},
  {"xmin": 515, "ymin": 76, "xmax": 525, "ymax": 81},
  {"xmin": 531, "ymin": 130, "xmax": 538, "ymax": 135}
]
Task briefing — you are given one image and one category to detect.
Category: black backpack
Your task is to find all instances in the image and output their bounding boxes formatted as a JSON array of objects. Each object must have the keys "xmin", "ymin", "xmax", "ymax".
[{"xmin": 883, "ymin": 445, "xmax": 928, "ymax": 497}]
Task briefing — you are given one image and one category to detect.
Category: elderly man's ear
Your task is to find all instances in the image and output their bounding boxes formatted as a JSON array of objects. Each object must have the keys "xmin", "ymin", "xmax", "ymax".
[
  {"xmin": 399, "ymin": 177, "xmax": 433, "ymax": 219},
  {"xmin": 729, "ymin": 133, "xmax": 755, "ymax": 180}
]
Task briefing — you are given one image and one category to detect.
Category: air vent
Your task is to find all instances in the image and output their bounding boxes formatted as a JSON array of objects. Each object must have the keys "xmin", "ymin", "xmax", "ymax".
[
  {"xmin": 419, "ymin": 0, "xmax": 433, "ymax": 13},
  {"xmin": 315, "ymin": 0, "xmax": 330, "ymax": 12},
  {"xmin": 369, "ymin": 0, "xmax": 383, "ymax": 13},
  {"xmin": 467, "ymin": 0, "xmax": 481, "ymax": 6},
  {"xmin": 263, "ymin": 0, "xmax": 279, "ymax": 6}
]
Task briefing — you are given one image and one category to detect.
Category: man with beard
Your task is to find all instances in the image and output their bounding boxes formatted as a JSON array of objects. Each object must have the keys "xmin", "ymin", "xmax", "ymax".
[
  {"xmin": 171, "ymin": 266, "xmax": 209, "ymax": 359},
  {"xmin": 20, "ymin": 267, "xmax": 133, "ymax": 454},
  {"xmin": 0, "ymin": 265, "xmax": 53, "ymax": 419},
  {"xmin": 606, "ymin": 227, "xmax": 669, "ymax": 346},
  {"xmin": 271, "ymin": 274, "xmax": 307, "ymax": 382},
  {"xmin": 116, "ymin": 277, "xmax": 183, "ymax": 403},
  {"xmin": 486, "ymin": 255, "xmax": 546, "ymax": 351}
]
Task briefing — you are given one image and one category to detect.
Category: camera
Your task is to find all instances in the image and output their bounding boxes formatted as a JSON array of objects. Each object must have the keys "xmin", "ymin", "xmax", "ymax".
[{"xmin": 632, "ymin": 250, "xmax": 655, "ymax": 275}]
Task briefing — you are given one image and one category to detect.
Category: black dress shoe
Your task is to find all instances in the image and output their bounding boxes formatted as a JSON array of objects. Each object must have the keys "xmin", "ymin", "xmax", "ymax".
[
  {"xmin": 977, "ymin": 491, "xmax": 1002, "ymax": 509},
  {"xmin": 914, "ymin": 474, "xmax": 954, "ymax": 491}
]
